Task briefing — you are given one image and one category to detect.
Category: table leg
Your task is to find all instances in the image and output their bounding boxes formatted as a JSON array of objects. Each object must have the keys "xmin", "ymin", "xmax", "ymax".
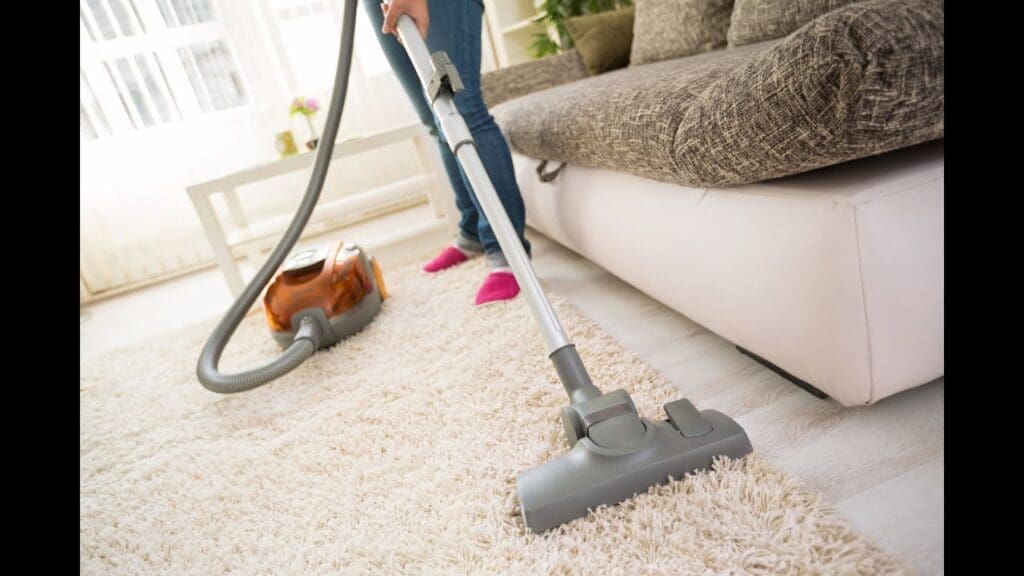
[
  {"xmin": 188, "ymin": 189, "xmax": 245, "ymax": 298},
  {"xmin": 223, "ymin": 187, "xmax": 249, "ymax": 229}
]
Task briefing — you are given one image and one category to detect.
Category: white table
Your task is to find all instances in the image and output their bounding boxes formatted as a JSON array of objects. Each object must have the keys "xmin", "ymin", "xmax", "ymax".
[{"xmin": 187, "ymin": 123, "xmax": 458, "ymax": 297}]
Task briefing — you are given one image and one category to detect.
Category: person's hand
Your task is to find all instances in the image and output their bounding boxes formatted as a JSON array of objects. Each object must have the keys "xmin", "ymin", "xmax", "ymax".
[{"xmin": 380, "ymin": 0, "xmax": 429, "ymax": 41}]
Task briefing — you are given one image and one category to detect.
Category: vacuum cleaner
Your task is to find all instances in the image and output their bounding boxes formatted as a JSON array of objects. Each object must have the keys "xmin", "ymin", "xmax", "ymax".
[
  {"xmin": 197, "ymin": 0, "xmax": 753, "ymax": 533},
  {"xmin": 196, "ymin": 0, "xmax": 380, "ymax": 395}
]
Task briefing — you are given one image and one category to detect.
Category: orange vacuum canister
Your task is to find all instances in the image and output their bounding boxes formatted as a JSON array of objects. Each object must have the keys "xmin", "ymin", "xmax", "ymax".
[{"xmin": 263, "ymin": 240, "xmax": 386, "ymax": 349}]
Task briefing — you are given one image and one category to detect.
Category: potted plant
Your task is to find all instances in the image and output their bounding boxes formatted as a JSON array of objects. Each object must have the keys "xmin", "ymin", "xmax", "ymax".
[{"xmin": 290, "ymin": 97, "xmax": 321, "ymax": 150}]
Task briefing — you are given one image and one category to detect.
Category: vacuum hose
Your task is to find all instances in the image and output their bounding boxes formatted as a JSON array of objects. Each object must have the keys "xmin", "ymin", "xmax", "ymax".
[{"xmin": 196, "ymin": 0, "xmax": 358, "ymax": 393}]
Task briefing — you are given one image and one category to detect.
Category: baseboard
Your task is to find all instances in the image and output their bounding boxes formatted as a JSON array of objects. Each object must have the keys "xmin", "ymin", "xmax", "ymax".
[{"xmin": 735, "ymin": 346, "xmax": 829, "ymax": 399}]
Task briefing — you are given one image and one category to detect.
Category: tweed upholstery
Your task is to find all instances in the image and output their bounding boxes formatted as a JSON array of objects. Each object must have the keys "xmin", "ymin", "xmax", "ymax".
[
  {"xmin": 728, "ymin": 0, "xmax": 863, "ymax": 47},
  {"xmin": 630, "ymin": 0, "xmax": 735, "ymax": 66},
  {"xmin": 491, "ymin": 0, "xmax": 944, "ymax": 188},
  {"xmin": 678, "ymin": 0, "xmax": 944, "ymax": 185},
  {"xmin": 494, "ymin": 43, "xmax": 772, "ymax": 185},
  {"xmin": 480, "ymin": 50, "xmax": 588, "ymax": 109}
]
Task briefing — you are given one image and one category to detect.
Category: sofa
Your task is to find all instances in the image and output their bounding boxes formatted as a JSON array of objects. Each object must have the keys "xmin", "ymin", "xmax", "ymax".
[{"xmin": 480, "ymin": 0, "xmax": 944, "ymax": 406}]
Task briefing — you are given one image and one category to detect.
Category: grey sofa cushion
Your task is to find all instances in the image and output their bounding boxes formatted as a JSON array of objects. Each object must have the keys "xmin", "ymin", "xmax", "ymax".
[
  {"xmin": 678, "ymin": 0, "xmax": 944, "ymax": 186},
  {"xmin": 494, "ymin": 42, "xmax": 771, "ymax": 184},
  {"xmin": 491, "ymin": 0, "xmax": 943, "ymax": 188},
  {"xmin": 727, "ymin": 0, "xmax": 863, "ymax": 47},
  {"xmin": 481, "ymin": 50, "xmax": 588, "ymax": 109},
  {"xmin": 630, "ymin": 0, "xmax": 735, "ymax": 66}
]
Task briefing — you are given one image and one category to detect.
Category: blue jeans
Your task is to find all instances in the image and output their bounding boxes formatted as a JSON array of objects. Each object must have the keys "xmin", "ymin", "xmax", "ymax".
[{"xmin": 361, "ymin": 0, "xmax": 530, "ymax": 257}]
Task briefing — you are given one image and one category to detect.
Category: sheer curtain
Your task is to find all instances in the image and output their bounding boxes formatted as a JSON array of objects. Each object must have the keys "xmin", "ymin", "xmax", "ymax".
[{"xmin": 80, "ymin": 0, "xmax": 420, "ymax": 299}]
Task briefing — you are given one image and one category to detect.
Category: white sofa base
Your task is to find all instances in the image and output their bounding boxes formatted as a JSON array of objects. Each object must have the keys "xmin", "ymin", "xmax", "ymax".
[{"xmin": 514, "ymin": 141, "xmax": 944, "ymax": 406}]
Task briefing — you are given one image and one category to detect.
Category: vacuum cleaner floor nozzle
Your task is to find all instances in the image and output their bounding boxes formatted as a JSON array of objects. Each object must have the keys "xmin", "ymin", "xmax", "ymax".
[{"xmin": 517, "ymin": 409, "xmax": 752, "ymax": 533}]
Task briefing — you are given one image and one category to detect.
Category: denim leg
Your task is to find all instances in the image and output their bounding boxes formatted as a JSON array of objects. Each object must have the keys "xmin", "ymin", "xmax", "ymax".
[
  {"xmin": 424, "ymin": 0, "xmax": 531, "ymax": 256},
  {"xmin": 359, "ymin": 0, "xmax": 479, "ymax": 241}
]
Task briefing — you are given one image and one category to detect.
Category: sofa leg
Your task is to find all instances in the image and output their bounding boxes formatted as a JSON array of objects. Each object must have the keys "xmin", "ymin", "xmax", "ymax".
[{"xmin": 735, "ymin": 346, "xmax": 829, "ymax": 399}]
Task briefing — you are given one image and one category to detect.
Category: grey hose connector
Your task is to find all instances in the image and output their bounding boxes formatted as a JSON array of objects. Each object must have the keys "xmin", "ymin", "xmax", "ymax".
[
  {"xmin": 200, "ymin": 318, "xmax": 323, "ymax": 394},
  {"xmin": 196, "ymin": 0, "xmax": 358, "ymax": 394}
]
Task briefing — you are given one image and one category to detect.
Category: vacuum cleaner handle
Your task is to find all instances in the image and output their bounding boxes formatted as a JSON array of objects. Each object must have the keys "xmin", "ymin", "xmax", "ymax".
[
  {"xmin": 386, "ymin": 2, "xmax": 605, "ymax": 403},
  {"xmin": 386, "ymin": 3, "xmax": 573, "ymax": 355}
]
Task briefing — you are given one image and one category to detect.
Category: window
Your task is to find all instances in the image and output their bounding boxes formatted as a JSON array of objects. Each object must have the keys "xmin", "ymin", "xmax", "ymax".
[
  {"xmin": 177, "ymin": 41, "xmax": 246, "ymax": 113},
  {"xmin": 271, "ymin": 0, "xmax": 339, "ymax": 92},
  {"xmin": 265, "ymin": 0, "xmax": 392, "ymax": 92},
  {"xmin": 103, "ymin": 53, "xmax": 181, "ymax": 128},
  {"xmin": 81, "ymin": 0, "xmax": 145, "ymax": 40},
  {"xmin": 81, "ymin": 69, "xmax": 112, "ymax": 140},
  {"xmin": 80, "ymin": 0, "xmax": 247, "ymax": 137},
  {"xmin": 156, "ymin": 0, "xmax": 216, "ymax": 27},
  {"xmin": 275, "ymin": 0, "xmax": 328, "ymax": 21},
  {"xmin": 355, "ymin": 4, "xmax": 390, "ymax": 76}
]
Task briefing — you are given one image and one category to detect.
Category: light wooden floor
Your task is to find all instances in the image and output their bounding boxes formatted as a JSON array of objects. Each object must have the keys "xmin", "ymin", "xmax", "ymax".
[{"xmin": 80, "ymin": 223, "xmax": 943, "ymax": 574}]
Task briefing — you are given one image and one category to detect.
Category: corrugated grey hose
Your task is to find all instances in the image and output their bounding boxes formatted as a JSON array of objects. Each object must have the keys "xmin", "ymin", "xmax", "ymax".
[{"xmin": 196, "ymin": 0, "xmax": 358, "ymax": 394}]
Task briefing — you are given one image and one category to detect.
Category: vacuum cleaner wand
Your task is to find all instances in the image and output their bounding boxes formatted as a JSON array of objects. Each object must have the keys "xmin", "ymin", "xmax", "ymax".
[{"xmin": 387, "ymin": 6, "xmax": 753, "ymax": 533}]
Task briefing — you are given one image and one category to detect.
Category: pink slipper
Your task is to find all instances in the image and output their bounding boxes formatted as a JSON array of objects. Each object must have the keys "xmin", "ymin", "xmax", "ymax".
[
  {"xmin": 475, "ymin": 271, "xmax": 520, "ymax": 305},
  {"xmin": 423, "ymin": 246, "xmax": 470, "ymax": 273}
]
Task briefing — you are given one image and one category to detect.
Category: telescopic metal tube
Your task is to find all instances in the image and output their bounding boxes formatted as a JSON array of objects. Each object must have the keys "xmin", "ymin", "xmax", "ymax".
[{"xmin": 391, "ymin": 12, "xmax": 573, "ymax": 357}]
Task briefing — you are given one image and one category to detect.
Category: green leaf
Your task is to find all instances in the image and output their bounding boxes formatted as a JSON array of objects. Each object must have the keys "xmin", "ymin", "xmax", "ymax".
[{"xmin": 529, "ymin": 34, "xmax": 560, "ymax": 58}]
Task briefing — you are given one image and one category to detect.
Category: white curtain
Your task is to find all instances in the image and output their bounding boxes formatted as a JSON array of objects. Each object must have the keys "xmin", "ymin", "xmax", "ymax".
[{"xmin": 80, "ymin": 0, "xmax": 420, "ymax": 298}]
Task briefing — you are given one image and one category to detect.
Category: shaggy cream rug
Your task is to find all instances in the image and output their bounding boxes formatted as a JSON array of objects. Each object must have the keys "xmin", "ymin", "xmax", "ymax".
[{"xmin": 81, "ymin": 257, "xmax": 906, "ymax": 574}]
